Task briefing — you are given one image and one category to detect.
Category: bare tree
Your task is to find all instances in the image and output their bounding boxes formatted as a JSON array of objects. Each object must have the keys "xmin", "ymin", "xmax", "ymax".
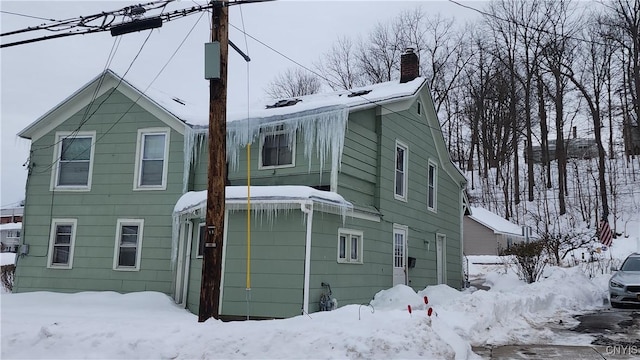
[
  {"xmin": 356, "ymin": 21, "xmax": 402, "ymax": 84},
  {"xmin": 600, "ymin": 0, "xmax": 640, "ymax": 129},
  {"xmin": 265, "ymin": 68, "xmax": 322, "ymax": 99},
  {"xmin": 538, "ymin": 0, "xmax": 578, "ymax": 216},
  {"xmin": 317, "ymin": 36, "xmax": 364, "ymax": 90},
  {"xmin": 600, "ymin": 0, "xmax": 640, "ymax": 161},
  {"xmin": 561, "ymin": 16, "xmax": 615, "ymax": 221}
]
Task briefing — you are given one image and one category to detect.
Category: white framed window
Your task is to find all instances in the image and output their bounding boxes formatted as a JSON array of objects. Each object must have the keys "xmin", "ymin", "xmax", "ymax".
[
  {"xmin": 6, "ymin": 230, "xmax": 20, "ymax": 239},
  {"xmin": 259, "ymin": 127, "xmax": 295, "ymax": 169},
  {"xmin": 113, "ymin": 219, "xmax": 144, "ymax": 271},
  {"xmin": 51, "ymin": 131, "xmax": 96, "ymax": 191},
  {"xmin": 428, "ymin": 160, "xmax": 437, "ymax": 212},
  {"xmin": 394, "ymin": 140, "xmax": 408, "ymax": 201},
  {"xmin": 47, "ymin": 219, "xmax": 77, "ymax": 269},
  {"xmin": 197, "ymin": 223, "xmax": 206, "ymax": 258},
  {"xmin": 337, "ymin": 228, "xmax": 363, "ymax": 264},
  {"xmin": 133, "ymin": 128, "xmax": 170, "ymax": 190}
]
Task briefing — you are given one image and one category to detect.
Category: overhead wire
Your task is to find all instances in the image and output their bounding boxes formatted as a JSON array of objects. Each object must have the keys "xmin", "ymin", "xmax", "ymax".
[
  {"xmin": 0, "ymin": 10, "xmax": 58, "ymax": 22},
  {"xmin": 30, "ymin": 0, "xmax": 205, "ymax": 175},
  {"xmin": 32, "ymin": 29, "xmax": 155, "ymax": 175},
  {"xmin": 446, "ymin": 0, "xmax": 615, "ymax": 48},
  {"xmin": 82, "ymin": 9, "xmax": 207, "ymax": 162},
  {"xmin": 227, "ymin": 22, "xmax": 448, "ymax": 135}
]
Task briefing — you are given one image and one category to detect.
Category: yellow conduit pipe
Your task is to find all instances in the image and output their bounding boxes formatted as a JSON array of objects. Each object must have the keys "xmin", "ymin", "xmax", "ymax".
[{"xmin": 246, "ymin": 143, "xmax": 251, "ymax": 291}]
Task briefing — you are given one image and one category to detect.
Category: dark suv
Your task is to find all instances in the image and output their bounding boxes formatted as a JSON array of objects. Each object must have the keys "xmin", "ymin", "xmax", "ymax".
[{"xmin": 610, "ymin": 253, "xmax": 640, "ymax": 308}]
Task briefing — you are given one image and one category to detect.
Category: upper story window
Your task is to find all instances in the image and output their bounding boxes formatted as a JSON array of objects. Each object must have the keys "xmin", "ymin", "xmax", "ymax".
[
  {"xmin": 134, "ymin": 128, "xmax": 170, "ymax": 190},
  {"xmin": 6, "ymin": 230, "xmax": 20, "ymax": 239},
  {"xmin": 47, "ymin": 219, "xmax": 77, "ymax": 269},
  {"xmin": 338, "ymin": 228, "xmax": 363, "ymax": 264},
  {"xmin": 259, "ymin": 127, "xmax": 295, "ymax": 169},
  {"xmin": 113, "ymin": 219, "xmax": 144, "ymax": 271},
  {"xmin": 428, "ymin": 160, "xmax": 438, "ymax": 212},
  {"xmin": 51, "ymin": 132, "xmax": 96, "ymax": 191},
  {"xmin": 394, "ymin": 140, "xmax": 408, "ymax": 201}
]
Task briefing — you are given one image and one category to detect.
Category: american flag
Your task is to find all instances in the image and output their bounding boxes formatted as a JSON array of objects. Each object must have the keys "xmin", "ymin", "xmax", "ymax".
[{"xmin": 599, "ymin": 220, "xmax": 613, "ymax": 247}]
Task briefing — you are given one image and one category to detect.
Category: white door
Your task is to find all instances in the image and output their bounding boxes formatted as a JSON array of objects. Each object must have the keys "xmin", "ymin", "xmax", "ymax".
[
  {"xmin": 393, "ymin": 226, "xmax": 408, "ymax": 286},
  {"xmin": 436, "ymin": 233, "xmax": 446, "ymax": 284}
]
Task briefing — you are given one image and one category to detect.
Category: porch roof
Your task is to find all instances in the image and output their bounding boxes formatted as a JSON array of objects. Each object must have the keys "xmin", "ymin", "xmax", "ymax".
[{"xmin": 173, "ymin": 186, "xmax": 353, "ymax": 217}]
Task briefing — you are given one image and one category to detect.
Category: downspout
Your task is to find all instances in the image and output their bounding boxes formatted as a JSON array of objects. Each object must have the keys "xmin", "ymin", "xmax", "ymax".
[
  {"xmin": 301, "ymin": 201, "xmax": 313, "ymax": 315},
  {"xmin": 460, "ymin": 187, "xmax": 466, "ymax": 288},
  {"xmin": 174, "ymin": 219, "xmax": 186, "ymax": 303},
  {"xmin": 182, "ymin": 221, "xmax": 193, "ymax": 308}
]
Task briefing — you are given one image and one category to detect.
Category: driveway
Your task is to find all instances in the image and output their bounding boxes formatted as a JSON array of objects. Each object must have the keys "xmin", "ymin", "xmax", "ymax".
[{"xmin": 473, "ymin": 307, "xmax": 640, "ymax": 359}]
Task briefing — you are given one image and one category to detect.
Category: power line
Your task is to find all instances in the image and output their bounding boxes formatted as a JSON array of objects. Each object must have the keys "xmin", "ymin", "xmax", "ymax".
[
  {"xmin": 228, "ymin": 22, "xmax": 449, "ymax": 136},
  {"xmin": 0, "ymin": 10, "xmax": 58, "ymax": 22},
  {"xmin": 32, "ymin": 9, "xmax": 206, "ymax": 175},
  {"xmin": 1, "ymin": 0, "xmax": 275, "ymax": 48},
  {"xmin": 33, "ymin": 29, "xmax": 156, "ymax": 175},
  {"xmin": 447, "ymin": 0, "xmax": 614, "ymax": 48}
]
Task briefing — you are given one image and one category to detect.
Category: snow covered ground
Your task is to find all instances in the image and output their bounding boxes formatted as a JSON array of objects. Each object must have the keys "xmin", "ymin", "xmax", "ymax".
[
  {"xmin": 3, "ymin": 233, "xmax": 638, "ymax": 360},
  {"xmin": 1, "ymin": 252, "xmax": 16, "ymax": 266},
  {"xmin": 1, "ymin": 219, "xmax": 638, "ymax": 359}
]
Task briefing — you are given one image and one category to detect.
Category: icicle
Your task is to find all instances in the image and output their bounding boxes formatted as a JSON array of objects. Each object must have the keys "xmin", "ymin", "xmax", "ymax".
[
  {"xmin": 226, "ymin": 105, "xmax": 349, "ymax": 177},
  {"xmin": 170, "ymin": 188, "xmax": 353, "ymax": 263},
  {"xmin": 182, "ymin": 126, "xmax": 208, "ymax": 194}
]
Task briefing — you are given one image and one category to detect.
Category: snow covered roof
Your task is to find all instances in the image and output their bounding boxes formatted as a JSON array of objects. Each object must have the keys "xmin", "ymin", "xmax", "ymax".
[
  {"xmin": 468, "ymin": 207, "xmax": 523, "ymax": 236},
  {"xmin": 174, "ymin": 186, "xmax": 353, "ymax": 216},
  {"xmin": 0, "ymin": 207, "xmax": 23, "ymax": 217},
  {"xmin": 0, "ymin": 222, "xmax": 22, "ymax": 231},
  {"xmin": 19, "ymin": 69, "xmax": 188, "ymax": 140},
  {"xmin": 223, "ymin": 77, "xmax": 426, "ymax": 126},
  {"xmin": 137, "ymin": 76, "xmax": 426, "ymax": 126}
]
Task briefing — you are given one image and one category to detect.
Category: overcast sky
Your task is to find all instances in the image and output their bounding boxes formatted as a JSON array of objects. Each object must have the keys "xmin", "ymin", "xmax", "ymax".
[{"xmin": 0, "ymin": 0, "xmax": 480, "ymax": 208}]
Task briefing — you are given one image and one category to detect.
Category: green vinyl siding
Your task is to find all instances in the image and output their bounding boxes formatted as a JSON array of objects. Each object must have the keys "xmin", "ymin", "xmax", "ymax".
[
  {"xmin": 338, "ymin": 93, "xmax": 463, "ymax": 290},
  {"xmin": 185, "ymin": 211, "xmax": 307, "ymax": 318},
  {"xmin": 308, "ymin": 213, "xmax": 389, "ymax": 311},
  {"xmin": 14, "ymin": 88, "xmax": 185, "ymax": 295},
  {"xmin": 223, "ymin": 211, "xmax": 305, "ymax": 318}
]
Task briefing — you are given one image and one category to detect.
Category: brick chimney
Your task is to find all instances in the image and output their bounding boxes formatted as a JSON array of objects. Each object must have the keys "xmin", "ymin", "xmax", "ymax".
[{"xmin": 400, "ymin": 48, "xmax": 419, "ymax": 83}]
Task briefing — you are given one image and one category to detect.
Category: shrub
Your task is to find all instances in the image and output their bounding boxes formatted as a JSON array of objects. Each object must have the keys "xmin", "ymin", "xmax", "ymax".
[
  {"xmin": 1, "ymin": 264, "xmax": 15, "ymax": 292},
  {"xmin": 500, "ymin": 240, "xmax": 546, "ymax": 283}
]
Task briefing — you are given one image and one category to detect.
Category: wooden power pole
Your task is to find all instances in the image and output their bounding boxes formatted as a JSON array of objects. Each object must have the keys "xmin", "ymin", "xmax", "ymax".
[{"xmin": 199, "ymin": 1, "xmax": 228, "ymax": 322}]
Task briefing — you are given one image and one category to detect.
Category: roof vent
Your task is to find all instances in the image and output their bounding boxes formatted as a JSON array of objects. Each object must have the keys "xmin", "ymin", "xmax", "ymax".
[
  {"xmin": 266, "ymin": 99, "xmax": 301, "ymax": 109},
  {"xmin": 172, "ymin": 97, "xmax": 186, "ymax": 105},
  {"xmin": 348, "ymin": 89, "xmax": 372, "ymax": 97}
]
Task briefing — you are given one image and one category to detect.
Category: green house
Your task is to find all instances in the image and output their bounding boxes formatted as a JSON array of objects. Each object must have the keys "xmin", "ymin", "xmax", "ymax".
[{"xmin": 15, "ymin": 50, "xmax": 468, "ymax": 319}]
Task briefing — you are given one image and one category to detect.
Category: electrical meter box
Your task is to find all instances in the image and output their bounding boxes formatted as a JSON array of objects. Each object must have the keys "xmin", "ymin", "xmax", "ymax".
[{"xmin": 205, "ymin": 42, "xmax": 220, "ymax": 79}]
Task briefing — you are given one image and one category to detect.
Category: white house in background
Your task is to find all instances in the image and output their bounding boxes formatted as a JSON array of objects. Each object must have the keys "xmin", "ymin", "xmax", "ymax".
[
  {"xmin": 1, "ymin": 206, "xmax": 23, "ymax": 224},
  {"xmin": 1, "ymin": 222, "xmax": 22, "ymax": 253},
  {"xmin": 463, "ymin": 207, "xmax": 531, "ymax": 256}
]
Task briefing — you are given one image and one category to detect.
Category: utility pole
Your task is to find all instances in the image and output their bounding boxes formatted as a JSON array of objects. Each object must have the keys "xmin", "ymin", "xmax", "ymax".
[{"xmin": 199, "ymin": 1, "xmax": 228, "ymax": 322}]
